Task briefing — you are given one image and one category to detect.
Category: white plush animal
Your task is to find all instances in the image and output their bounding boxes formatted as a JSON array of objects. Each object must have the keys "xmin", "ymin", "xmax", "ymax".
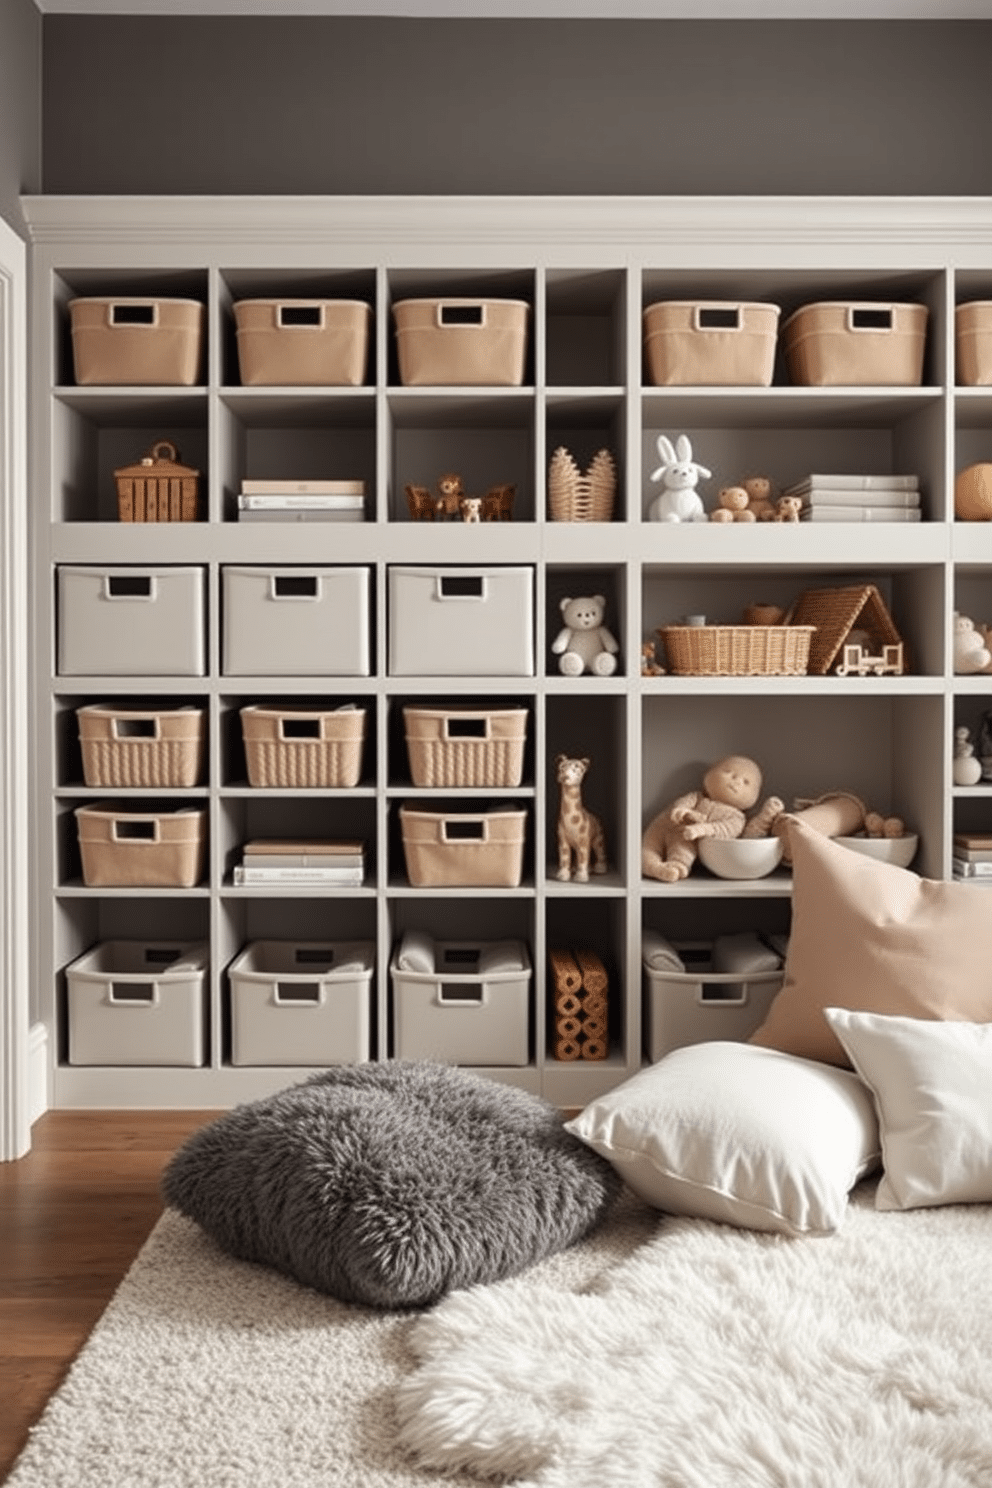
[{"xmin": 648, "ymin": 434, "xmax": 711, "ymax": 523}]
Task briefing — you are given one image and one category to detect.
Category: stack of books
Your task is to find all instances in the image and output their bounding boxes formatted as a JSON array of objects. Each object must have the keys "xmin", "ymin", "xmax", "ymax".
[
  {"xmin": 236, "ymin": 478, "xmax": 366, "ymax": 522},
  {"xmin": 233, "ymin": 839, "xmax": 366, "ymax": 886},
  {"xmin": 783, "ymin": 474, "xmax": 922, "ymax": 523},
  {"xmin": 952, "ymin": 832, "xmax": 992, "ymax": 883}
]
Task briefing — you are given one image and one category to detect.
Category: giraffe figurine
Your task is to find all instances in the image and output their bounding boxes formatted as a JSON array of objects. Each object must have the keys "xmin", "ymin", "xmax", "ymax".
[{"xmin": 554, "ymin": 753, "xmax": 607, "ymax": 883}]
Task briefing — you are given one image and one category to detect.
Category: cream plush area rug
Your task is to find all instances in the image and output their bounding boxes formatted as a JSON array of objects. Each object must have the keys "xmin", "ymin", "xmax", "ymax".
[{"xmin": 9, "ymin": 1186, "xmax": 992, "ymax": 1488}]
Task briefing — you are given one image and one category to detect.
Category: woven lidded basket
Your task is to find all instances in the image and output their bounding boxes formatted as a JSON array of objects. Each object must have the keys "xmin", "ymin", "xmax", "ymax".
[
  {"xmin": 659, "ymin": 625, "xmax": 815, "ymax": 677},
  {"xmin": 548, "ymin": 447, "xmax": 616, "ymax": 522}
]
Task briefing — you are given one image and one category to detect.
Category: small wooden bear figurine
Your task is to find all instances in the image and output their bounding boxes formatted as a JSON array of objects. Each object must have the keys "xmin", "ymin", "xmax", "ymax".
[{"xmin": 555, "ymin": 753, "xmax": 608, "ymax": 883}]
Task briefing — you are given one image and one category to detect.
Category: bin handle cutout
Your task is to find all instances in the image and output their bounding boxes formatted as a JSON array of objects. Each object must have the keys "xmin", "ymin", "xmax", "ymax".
[
  {"xmin": 280, "ymin": 718, "xmax": 322, "ymax": 739},
  {"xmin": 444, "ymin": 716, "xmax": 489, "ymax": 740},
  {"xmin": 111, "ymin": 818, "xmax": 160, "ymax": 842},
  {"xmin": 104, "ymin": 573, "xmax": 156, "ymax": 601},
  {"xmin": 441, "ymin": 947, "xmax": 482, "ymax": 968},
  {"xmin": 277, "ymin": 304, "xmax": 325, "ymax": 329},
  {"xmin": 441, "ymin": 818, "xmax": 488, "ymax": 843},
  {"xmin": 694, "ymin": 305, "xmax": 743, "ymax": 332},
  {"xmin": 112, "ymin": 718, "xmax": 159, "ymax": 740},
  {"xmin": 271, "ymin": 573, "xmax": 321, "ymax": 601},
  {"xmin": 274, "ymin": 981, "xmax": 323, "ymax": 1006},
  {"xmin": 144, "ymin": 947, "xmax": 180, "ymax": 965},
  {"xmin": 436, "ymin": 982, "xmax": 486, "ymax": 1007},
  {"xmin": 436, "ymin": 573, "xmax": 487, "ymax": 602},
  {"xmin": 847, "ymin": 305, "xmax": 896, "ymax": 333},
  {"xmin": 437, "ymin": 303, "xmax": 486, "ymax": 328},
  {"xmin": 294, "ymin": 948, "xmax": 336, "ymax": 965},
  {"xmin": 108, "ymin": 302, "xmax": 158, "ymax": 327},
  {"xmin": 109, "ymin": 980, "xmax": 158, "ymax": 1006},
  {"xmin": 698, "ymin": 982, "xmax": 748, "ymax": 1007}
]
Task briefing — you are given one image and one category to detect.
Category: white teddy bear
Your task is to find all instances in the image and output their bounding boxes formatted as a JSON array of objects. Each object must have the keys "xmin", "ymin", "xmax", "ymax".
[
  {"xmin": 552, "ymin": 595, "xmax": 619, "ymax": 676},
  {"xmin": 953, "ymin": 611, "xmax": 992, "ymax": 674}
]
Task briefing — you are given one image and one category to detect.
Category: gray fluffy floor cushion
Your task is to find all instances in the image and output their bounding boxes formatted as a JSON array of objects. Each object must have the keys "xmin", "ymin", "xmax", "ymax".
[{"xmin": 162, "ymin": 1061, "xmax": 621, "ymax": 1310}]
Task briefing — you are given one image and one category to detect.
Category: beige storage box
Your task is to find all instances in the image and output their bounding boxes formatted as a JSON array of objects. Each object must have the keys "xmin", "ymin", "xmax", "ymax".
[
  {"xmin": 222, "ymin": 566, "xmax": 371, "ymax": 677},
  {"xmin": 75, "ymin": 803, "xmax": 207, "ymax": 888},
  {"xmin": 114, "ymin": 440, "xmax": 200, "ymax": 523},
  {"xmin": 956, "ymin": 301, "xmax": 992, "ymax": 386},
  {"xmin": 399, "ymin": 804, "xmax": 527, "ymax": 887},
  {"xmin": 393, "ymin": 297, "xmax": 529, "ymax": 386},
  {"xmin": 643, "ymin": 300, "xmax": 780, "ymax": 386},
  {"xmin": 57, "ymin": 565, "xmax": 206, "ymax": 677},
  {"xmin": 240, "ymin": 703, "xmax": 367, "ymax": 788},
  {"xmin": 67, "ymin": 939, "xmax": 209, "ymax": 1066},
  {"xmin": 388, "ymin": 566, "xmax": 534, "ymax": 677},
  {"xmin": 233, "ymin": 299, "xmax": 371, "ymax": 386},
  {"xmin": 404, "ymin": 706, "xmax": 527, "ymax": 788},
  {"xmin": 391, "ymin": 939, "xmax": 531, "ymax": 1066},
  {"xmin": 77, "ymin": 704, "xmax": 206, "ymax": 789},
  {"xmin": 781, "ymin": 301, "xmax": 928, "ymax": 386},
  {"xmin": 228, "ymin": 939, "xmax": 374, "ymax": 1066},
  {"xmin": 643, "ymin": 943, "xmax": 783, "ymax": 1064},
  {"xmin": 69, "ymin": 297, "xmax": 204, "ymax": 386}
]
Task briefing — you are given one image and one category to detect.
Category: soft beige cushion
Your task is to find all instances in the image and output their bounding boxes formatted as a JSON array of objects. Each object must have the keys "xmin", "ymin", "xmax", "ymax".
[
  {"xmin": 564, "ymin": 1041, "xmax": 879, "ymax": 1236},
  {"xmin": 825, "ymin": 1008, "xmax": 992, "ymax": 1211},
  {"xmin": 750, "ymin": 817, "xmax": 992, "ymax": 1066}
]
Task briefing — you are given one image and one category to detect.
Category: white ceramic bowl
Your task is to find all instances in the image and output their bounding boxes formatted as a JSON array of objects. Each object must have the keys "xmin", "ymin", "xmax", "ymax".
[
  {"xmin": 697, "ymin": 836, "xmax": 784, "ymax": 880},
  {"xmin": 834, "ymin": 833, "xmax": 919, "ymax": 869}
]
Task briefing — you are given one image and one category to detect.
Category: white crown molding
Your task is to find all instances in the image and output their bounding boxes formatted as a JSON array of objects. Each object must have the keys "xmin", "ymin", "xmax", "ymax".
[{"xmin": 28, "ymin": 1, "xmax": 992, "ymax": 17}]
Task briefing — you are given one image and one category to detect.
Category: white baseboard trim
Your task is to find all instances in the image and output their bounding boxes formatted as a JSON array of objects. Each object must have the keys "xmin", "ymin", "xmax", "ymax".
[{"xmin": 28, "ymin": 1022, "xmax": 49, "ymax": 1127}]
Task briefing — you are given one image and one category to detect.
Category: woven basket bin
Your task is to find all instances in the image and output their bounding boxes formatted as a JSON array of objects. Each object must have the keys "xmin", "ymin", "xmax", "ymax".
[
  {"xmin": 404, "ymin": 706, "xmax": 527, "ymax": 788},
  {"xmin": 77, "ymin": 704, "xmax": 205, "ymax": 789},
  {"xmin": 659, "ymin": 625, "xmax": 815, "ymax": 677},
  {"xmin": 548, "ymin": 447, "xmax": 616, "ymax": 522},
  {"xmin": 240, "ymin": 705, "xmax": 367, "ymax": 788}
]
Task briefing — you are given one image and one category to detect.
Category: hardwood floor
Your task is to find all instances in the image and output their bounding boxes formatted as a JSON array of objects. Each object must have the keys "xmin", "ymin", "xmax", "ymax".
[{"xmin": 0, "ymin": 1110, "xmax": 215, "ymax": 1482}]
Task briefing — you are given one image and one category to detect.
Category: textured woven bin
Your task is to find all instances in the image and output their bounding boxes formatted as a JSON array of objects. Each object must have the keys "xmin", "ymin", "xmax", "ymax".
[
  {"xmin": 659, "ymin": 625, "xmax": 815, "ymax": 677},
  {"xmin": 75, "ymin": 804, "xmax": 207, "ymax": 888},
  {"xmin": 233, "ymin": 299, "xmax": 371, "ymax": 386},
  {"xmin": 240, "ymin": 704, "xmax": 366, "ymax": 788},
  {"xmin": 69, "ymin": 297, "xmax": 204, "ymax": 386},
  {"xmin": 781, "ymin": 301, "xmax": 928, "ymax": 386},
  {"xmin": 404, "ymin": 706, "xmax": 527, "ymax": 788},
  {"xmin": 548, "ymin": 447, "xmax": 616, "ymax": 522},
  {"xmin": 78, "ymin": 704, "xmax": 205, "ymax": 788},
  {"xmin": 643, "ymin": 300, "xmax": 780, "ymax": 387},
  {"xmin": 399, "ymin": 805, "xmax": 527, "ymax": 887},
  {"xmin": 956, "ymin": 302, "xmax": 992, "ymax": 387}
]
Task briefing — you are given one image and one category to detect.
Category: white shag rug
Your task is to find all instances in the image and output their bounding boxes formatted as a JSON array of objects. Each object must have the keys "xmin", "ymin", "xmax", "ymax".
[{"xmin": 9, "ymin": 1184, "xmax": 992, "ymax": 1488}]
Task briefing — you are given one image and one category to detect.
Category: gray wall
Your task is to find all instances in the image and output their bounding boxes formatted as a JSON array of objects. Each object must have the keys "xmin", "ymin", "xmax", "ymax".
[
  {"xmin": 0, "ymin": 0, "xmax": 42, "ymax": 234},
  {"xmin": 42, "ymin": 17, "xmax": 992, "ymax": 196}
]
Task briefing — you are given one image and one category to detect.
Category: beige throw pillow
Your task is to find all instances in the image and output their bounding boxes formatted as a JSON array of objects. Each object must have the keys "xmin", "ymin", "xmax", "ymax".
[{"xmin": 750, "ymin": 817, "xmax": 992, "ymax": 1066}]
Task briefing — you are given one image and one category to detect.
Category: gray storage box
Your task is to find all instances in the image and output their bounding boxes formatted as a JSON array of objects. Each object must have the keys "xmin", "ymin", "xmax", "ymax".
[
  {"xmin": 388, "ymin": 566, "xmax": 534, "ymax": 676},
  {"xmin": 66, "ymin": 939, "xmax": 209, "ymax": 1066},
  {"xmin": 228, "ymin": 939, "xmax": 374, "ymax": 1066},
  {"xmin": 57, "ymin": 566, "xmax": 206, "ymax": 677},
  {"xmin": 643, "ymin": 943, "xmax": 782, "ymax": 1063},
  {"xmin": 391, "ymin": 940, "xmax": 531, "ymax": 1066},
  {"xmin": 222, "ymin": 566, "xmax": 370, "ymax": 676}
]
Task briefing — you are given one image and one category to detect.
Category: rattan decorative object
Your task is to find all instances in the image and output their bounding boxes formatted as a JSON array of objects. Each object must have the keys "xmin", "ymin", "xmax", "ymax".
[
  {"xmin": 114, "ymin": 440, "xmax": 199, "ymax": 523},
  {"xmin": 659, "ymin": 624, "xmax": 815, "ymax": 677},
  {"xmin": 548, "ymin": 446, "xmax": 616, "ymax": 522},
  {"xmin": 787, "ymin": 584, "xmax": 903, "ymax": 676}
]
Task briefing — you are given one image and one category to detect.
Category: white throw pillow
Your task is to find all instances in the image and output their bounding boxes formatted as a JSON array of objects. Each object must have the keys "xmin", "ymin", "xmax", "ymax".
[
  {"xmin": 824, "ymin": 1007, "xmax": 992, "ymax": 1212},
  {"xmin": 565, "ymin": 1041, "xmax": 879, "ymax": 1236}
]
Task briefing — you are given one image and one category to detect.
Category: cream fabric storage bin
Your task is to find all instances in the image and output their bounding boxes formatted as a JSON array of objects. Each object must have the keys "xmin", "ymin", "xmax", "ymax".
[
  {"xmin": 643, "ymin": 944, "xmax": 782, "ymax": 1064},
  {"xmin": 69, "ymin": 297, "xmax": 204, "ymax": 386},
  {"xmin": 404, "ymin": 706, "xmax": 527, "ymax": 788},
  {"xmin": 643, "ymin": 300, "xmax": 780, "ymax": 386},
  {"xmin": 240, "ymin": 703, "xmax": 366, "ymax": 787},
  {"xmin": 66, "ymin": 940, "xmax": 209, "ymax": 1066},
  {"xmin": 391, "ymin": 940, "xmax": 531, "ymax": 1066},
  {"xmin": 956, "ymin": 301, "xmax": 992, "ymax": 386},
  {"xmin": 233, "ymin": 299, "xmax": 371, "ymax": 386},
  {"xmin": 399, "ymin": 804, "xmax": 527, "ymax": 887},
  {"xmin": 222, "ymin": 566, "xmax": 370, "ymax": 676},
  {"xmin": 781, "ymin": 301, "xmax": 928, "ymax": 386},
  {"xmin": 229, "ymin": 939, "xmax": 374, "ymax": 1066},
  {"xmin": 77, "ymin": 704, "xmax": 206, "ymax": 789},
  {"xmin": 75, "ymin": 803, "xmax": 207, "ymax": 888},
  {"xmin": 58, "ymin": 566, "xmax": 206, "ymax": 677},
  {"xmin": 388, "ymin": 566, "xmax": 534, "ymax": 676},
  {"xmin": 393, "ymin": 298, "xmax": 529, "ymax": 386}
]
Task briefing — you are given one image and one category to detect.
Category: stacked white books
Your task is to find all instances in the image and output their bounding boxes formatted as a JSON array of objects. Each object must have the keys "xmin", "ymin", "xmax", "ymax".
[
  {"xmin": 233, "ymin": 838, "xmax": 366, "ymax": 885},
  {"xmin": 237, "ymin": 478, "xmax": 366, "ymax": 522},
  {"xmin": 784, "ymin": 474, "xmax": 922, "ymax": 523},
  {"xmin": 952, "ymin": 832, "xmax": 992, "ymax": 883}
]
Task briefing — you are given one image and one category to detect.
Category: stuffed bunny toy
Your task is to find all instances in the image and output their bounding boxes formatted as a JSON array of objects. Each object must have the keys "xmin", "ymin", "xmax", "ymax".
[{"xmin": 648, "ymin": 434, "xmax": 711, "ymax": 522}]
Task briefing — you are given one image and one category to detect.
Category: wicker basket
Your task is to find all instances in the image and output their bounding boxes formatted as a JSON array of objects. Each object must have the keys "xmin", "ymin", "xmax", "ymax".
[
  {"xmin": 548, "ymin": 447, "xmax": 616, "ymax": 522},
  {"xmin": 240, "ymin": 704, "xmax": 366, "ymax": 788},
  {"xmin": 404, "ymin": 706, "xmax": 527, "ymax": 788},
  {"xmin": 114, "ymin": 440, "xmax": 200, "ymax": 523},
  {"xmin": 659, "ymin": 624, "xmax": 815, "ymax": 676},
  {"xmin": 77, "ymin": 704, "xmax": 205, "ymax": 788}
]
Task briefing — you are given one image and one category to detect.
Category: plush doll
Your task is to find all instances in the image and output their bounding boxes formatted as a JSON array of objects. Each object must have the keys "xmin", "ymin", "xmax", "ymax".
[
  {"xmin": 435, "ymin": 472, "xmax": 465, "ymax": 520},
  {"xmin": 648, "ymin": 434, "xmax": 711, "ymax": 523},
  {"xmin": 742, "ymin": 476, "xmax": 778, "ymax": 522},
  {"xmin": 774, "ymin": 494, "xmax": 802, "ymax": 523},
  {"xmin": 552, "ymin": 595, "xmax": 620, "ymax": 676},
  {"xmin": 640, "ymin": 638, "xmax": 664, "ymax": 676},
  {"xmin": 953, "ymin": 612, "xmax": 992, "ymax": 674},
  {"xmin": 459, "ymin": 496, "xmax": 482, "ymax": 523},
  {"xmin": 709, "ymin": 486, "xmax": 756, "ymax": 523},
  {"xmin": 641, "ymin": 754, "xmax": 775, "ymax": 882},
  {"xmin": 773, "ymin": 791, "xmax": 905, "ymax": 862}
]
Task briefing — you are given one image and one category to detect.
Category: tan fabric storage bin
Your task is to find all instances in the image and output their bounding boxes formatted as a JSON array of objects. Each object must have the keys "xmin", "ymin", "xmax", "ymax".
[
  {"xmin": 69, "ymin": 297, "xmax": 204, "ymax": 386},
  {"xmin": 393, "ymin": 298, "xmax": 529, "ymax": 386},
  {"xmin": 956, "ymin": 301, "xmax": 992, "ymax": 386},
  {"xmin": 233, "ymin": 299, "xmax": 371, "ymax": 386},
  {"xmin": 67, "ymin": 940, "xmax": 209, "ymax": 1066},
  {"xmin": 391, "ymin": 940, "xmax": 531, "ymax": 1066},
  {"xmin": 75, "ymin": 804, "xmax": 207, "ymax": 888},
  {"xmin": 399, "ymin": 804, "xmax": 527, "ymax": 887},
  {"xmin": 781, "ymin": 301, "xmax": 928, "ymax": 386},
  {"xmin": 228, "ymin": 939, "xmax": 374, "ymax": 1066},
  {"xmin": 643, "ymin": 301, "xmax": 780, "ymax": 386},
  {"xmin": 77, "ymin": 704, "xmax": 205, "ymax": 789},
  {"xmin": 643, "ymin": 946, "xmax": 783, "ymax": 1064},
  {"xmin": 404, "ymin": 706, "xmax": 527, "ymax": 788},
  {"xmin": 240, "ymin": 703, "xmax": 366, "ymax": 788}
]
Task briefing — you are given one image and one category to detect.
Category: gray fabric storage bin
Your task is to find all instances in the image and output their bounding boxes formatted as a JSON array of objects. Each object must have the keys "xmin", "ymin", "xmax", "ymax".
[
  {"xmin": 222, "ymin": 566, "xmax": 370, "ymax": 676},
  {"xmin": 388, "ymin": 565, "xmax": 534, "ymax": 676},
  {"xmin": 228, "ymin": 939, "xmax": 374, "ymax": 1066},
  {"xmin": 57, "ymin": 566, "xmax": 206, "ymax": 676},
  {"xmin": 66, "ymin": 940, "xmax": 209, "ymax": 1066},
  {"xmin": 643, "ymin": 943, "xmax": 783, "ymax": 1063},
  {"xmin": 391, "ymin": 940, "xmax": 531, "ymax": 1066}
]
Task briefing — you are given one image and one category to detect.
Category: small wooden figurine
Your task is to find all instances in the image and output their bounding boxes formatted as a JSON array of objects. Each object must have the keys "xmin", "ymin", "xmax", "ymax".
[{"xmin": 405, "ymin": 484, "xmax": 436, "ymax": 522}]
